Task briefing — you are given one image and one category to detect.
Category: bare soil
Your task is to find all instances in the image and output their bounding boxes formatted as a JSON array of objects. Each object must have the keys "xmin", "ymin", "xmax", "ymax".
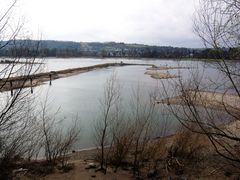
[
  {"xmin": 14, "ymin": 121, "xmax": 240, "ymax": 180},
  {"xmin": 16, "ymin": 160, "xmax": 133, "ymax": 180}
]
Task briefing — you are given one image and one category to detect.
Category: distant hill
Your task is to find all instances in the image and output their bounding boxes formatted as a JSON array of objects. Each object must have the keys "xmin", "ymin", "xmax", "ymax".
[{"xmin": 0, "ymin": 39, "xmax": 238, "ymax": 59}]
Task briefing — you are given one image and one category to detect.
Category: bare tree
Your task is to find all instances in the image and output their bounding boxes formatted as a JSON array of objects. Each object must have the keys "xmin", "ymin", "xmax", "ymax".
[
  {"xmin": 154, "ymin": 1, "xmax": 240, "ymax": 174},
  {"xmin": 38, "ymin": 95, "xmax": 81, "ymax": 166},
  {"xmin": 109, "ymin": 102, "xmax": 134, "ymax": 172},
  {"xmin": 129, "ymin": 86, "xmax": 157, "ymax": 177},
  {"xmin": 164, "ymin": 73, "xmax": 240, "ymax": 164},
  {"xmin": 94, "ymin": 72, "xmax": 121, "ymax": 173},
  {"xmin": 194, "ymin": 0, "xmax": 240, "ymax": 96},
  {"xmin": 0, "ymin": 1, "xmax": 43, "ymax": 178},
  {"xmin": 194, "ymin": 0, "xmax": 240, "ymax": 163},
  {"xmin": 194, "ymin": 0, "xmax": 240, "ymax": 49}
]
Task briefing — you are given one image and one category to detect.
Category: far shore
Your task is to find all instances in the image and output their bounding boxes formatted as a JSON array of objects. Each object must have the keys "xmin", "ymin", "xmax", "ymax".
[{"xmin": 2, "ymin": 56, "xmax": 239, "ymax": 62}]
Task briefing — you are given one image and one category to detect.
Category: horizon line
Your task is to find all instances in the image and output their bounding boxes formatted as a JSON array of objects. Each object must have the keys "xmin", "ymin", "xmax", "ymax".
[{"xmin": 10, "ymin": 38, "xmax": 204, "ymax": 49}]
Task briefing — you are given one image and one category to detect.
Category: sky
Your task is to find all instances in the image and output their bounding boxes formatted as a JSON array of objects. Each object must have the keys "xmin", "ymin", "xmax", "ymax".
[{"xmin": 14, "ymin": 0, "xmax": 201, "ymax": 48}]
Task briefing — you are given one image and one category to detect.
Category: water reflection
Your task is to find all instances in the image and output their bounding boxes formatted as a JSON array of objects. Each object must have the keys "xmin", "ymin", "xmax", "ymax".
[{"xmin": 32, "ymin": 58, "xmax": 239, "ymax": 149}]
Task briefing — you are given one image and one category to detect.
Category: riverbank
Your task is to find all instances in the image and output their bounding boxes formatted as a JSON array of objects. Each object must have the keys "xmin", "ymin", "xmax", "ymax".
[{"xmin": 14, "ymin": 119, "xmax": 240, "ymax": 179}]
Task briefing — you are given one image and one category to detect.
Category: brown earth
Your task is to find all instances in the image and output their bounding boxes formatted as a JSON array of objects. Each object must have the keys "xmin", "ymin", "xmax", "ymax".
[{"xmin": 13, "ymin": 120, "xmax": 240, "ymax": 180}]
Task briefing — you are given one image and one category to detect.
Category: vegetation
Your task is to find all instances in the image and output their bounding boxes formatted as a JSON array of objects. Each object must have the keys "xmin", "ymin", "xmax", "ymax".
[
  {"xmin": 0, "ymin": 39, "xmax": 239, "ymax": 59},
  {"xmin": 0, "ymin": 1, "xmax": 81, "ymax": 179},
  {"xmin": 161, "ymin": 0, "xmax": 240, "ymax": 176},
  {"xmin": 0, "ymin": 0, "xmax": 239, "ymax": 179}
]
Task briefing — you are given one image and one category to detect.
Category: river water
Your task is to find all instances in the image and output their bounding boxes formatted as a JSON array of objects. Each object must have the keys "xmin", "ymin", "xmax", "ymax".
[
  {"xmin": 2, "ymin": 57, "xmax": 238, "ymax": 150},
  {"xmin": 24, "ymin": 57, "xmax": 237, "ymax": 150}
]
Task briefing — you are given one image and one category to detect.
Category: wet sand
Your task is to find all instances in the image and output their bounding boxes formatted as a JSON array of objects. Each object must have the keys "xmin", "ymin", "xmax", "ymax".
[
  {"xmin": 145, "ymin": 70, "xmax": 179, "ymax": 79},
  {"xmin": 144, "ymin": 65, "xmax": 190, "ymax": 79},
  {"xmin": 146, "ymin": 65, "xmax": 190, "ymax": 71},
  {"xmin": 157, "ymin": 91, "xmax": 240, "ymax": 113}
]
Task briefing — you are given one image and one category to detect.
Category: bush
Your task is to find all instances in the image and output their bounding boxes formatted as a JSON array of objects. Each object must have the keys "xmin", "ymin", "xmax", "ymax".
[
  {"xmin": 167, "ymin": 127, "xmax": 208, "ymax": 175},
  {"xmin": 25, "ymin": 162, "xmax": 54, "ymax": 176},
  {"xmin": 57, "ymin": 163, "xmax": 74, "ymax": 173}
]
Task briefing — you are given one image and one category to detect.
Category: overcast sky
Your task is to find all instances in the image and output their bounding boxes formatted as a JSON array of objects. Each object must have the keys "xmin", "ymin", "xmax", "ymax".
[{"xmin": 17, "ymin": 0, "xmax": 201, "ymax": 48}]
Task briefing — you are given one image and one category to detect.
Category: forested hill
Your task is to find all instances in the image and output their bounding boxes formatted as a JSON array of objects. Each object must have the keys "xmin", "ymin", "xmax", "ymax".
[{"xmin": 0, "ymin": 39, "xmax": 239, "ymax": 59}]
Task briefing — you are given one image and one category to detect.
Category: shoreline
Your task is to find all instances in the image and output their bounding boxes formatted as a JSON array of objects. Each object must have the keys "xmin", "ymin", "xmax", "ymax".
[
  {"xmin": 2, "ymin": 56, "xmax": 239, "ymax": 62},
  {"xmin": 157, "ymin": 90, "xmax": 240, "ymax": 113},
  {"xmin": 0, "ymin": 62, "xmax": 153, "ymax": 92},
  {"xmin": 145, "ymin": 70, "xmax": 179, "ymax": 79},
  {"xmin": 144, "ymin": 65, "xmax": 190, "ymax": 79}
]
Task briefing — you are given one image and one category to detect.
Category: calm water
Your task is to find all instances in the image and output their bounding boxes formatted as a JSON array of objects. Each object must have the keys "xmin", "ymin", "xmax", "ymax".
[{"xmin": 4, "ymin": 57, "xmax": 238, "ymax": 149}]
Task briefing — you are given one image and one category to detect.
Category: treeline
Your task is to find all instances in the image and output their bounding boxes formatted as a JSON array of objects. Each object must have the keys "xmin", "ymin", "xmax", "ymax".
[
  {"xmin": 192, "ymin": 47, "xmax": 240, "ymax": 60},
  {"xmin": 0, "ymin": 40, "xmax": 239, "ymax": 60}
]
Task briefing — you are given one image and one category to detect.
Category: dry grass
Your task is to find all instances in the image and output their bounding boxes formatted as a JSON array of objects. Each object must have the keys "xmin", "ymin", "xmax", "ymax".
[{"xmin": 13, "ymin": 124, "xmax": 240, "ymax": 179}]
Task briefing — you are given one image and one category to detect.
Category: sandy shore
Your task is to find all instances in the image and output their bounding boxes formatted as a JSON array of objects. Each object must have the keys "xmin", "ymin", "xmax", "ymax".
[
  {"xmin": 146, "ymin": 65, "xmax": 190, "ymax": 71},
  {"xmin": 157, "ymin": 91, "xmax": 240, "ymax": 113},
  {"xmin": 144, "ymin": 65, "xmax": 190, "ymax": 79},
  {"xmin": 145, "ymin": 70, "xmax": 179, "ymax": 79},
  {"xmin": 14, "ymin": 119, "xmax": 240, "ymax": 179}
]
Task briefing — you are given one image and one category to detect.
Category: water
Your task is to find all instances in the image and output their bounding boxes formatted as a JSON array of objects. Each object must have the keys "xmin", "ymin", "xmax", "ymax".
[
  {"xmin": 2, "ymin": 57, "xmax": 239, "ymax": 149},
  {"xmin": 38, "ymin": 63, "xmax": 162, "ymax": 149}
]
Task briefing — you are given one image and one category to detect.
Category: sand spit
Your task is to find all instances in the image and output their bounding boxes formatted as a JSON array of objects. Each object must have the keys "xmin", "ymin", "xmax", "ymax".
[
  {"xmin": 146, "ymin": 65, "xmax": 191, "ymax": 71},
  {"xmin": 145, "ymin": 70, "xmax": 179, "ymax": 79},
  {"xmin": 0, "ymin": 62, "xmax": 152, "ymax": 92},
  {"xmin": 157, "ymin": 91, "xmax": 240, "ymax": 113},
  {"xmin": 144, "ymin": 65, "xmax": 190, "ymax": 79}
]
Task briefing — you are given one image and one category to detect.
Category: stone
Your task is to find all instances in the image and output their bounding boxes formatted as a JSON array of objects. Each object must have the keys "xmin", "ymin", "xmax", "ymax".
[{"xmin": 85, "ymin": 163, "xmax": 97, "ymax": 170}]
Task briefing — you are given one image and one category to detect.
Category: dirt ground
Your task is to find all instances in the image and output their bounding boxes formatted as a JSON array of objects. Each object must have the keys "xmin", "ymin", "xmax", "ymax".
[
  {"xmin": 13, "ymin": 90, "xmax": 240, "ymax": 180},
  {"xmin": 18, "ymin": 160, "xmax": 132, "ymax": 180},
  {"xmin": 14, "ymin": 124, "xmax": 240, "ymax": 180},
  {"xmin": 15, "ymin": 160, "xmax": 132, "ymax": 179}
]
